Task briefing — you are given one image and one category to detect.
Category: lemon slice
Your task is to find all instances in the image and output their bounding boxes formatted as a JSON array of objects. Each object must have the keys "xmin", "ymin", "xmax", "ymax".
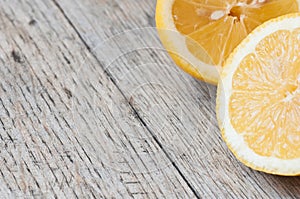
[
  {"xmin": 217, "ymin": 13, "xmax": 300, "ymax": 175},
  {"xmin": 156, "ymin": 0, "xmax": 300, "ymax": 84}
]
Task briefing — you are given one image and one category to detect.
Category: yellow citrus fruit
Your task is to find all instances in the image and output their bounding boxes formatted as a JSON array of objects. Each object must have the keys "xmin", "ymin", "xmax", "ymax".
[
  {"xmin": 156, "ymin": 0, "xmax": 300, "ymax": 84},
  {"xmin": 217, "ymin": 13, "xmax": 300, "ymax": 175}
]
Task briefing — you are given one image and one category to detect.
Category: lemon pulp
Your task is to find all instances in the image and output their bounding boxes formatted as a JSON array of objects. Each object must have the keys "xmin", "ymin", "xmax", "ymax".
[{"xmin": 172, "ymin": 0, "xmax": 299, "ymax": 66}]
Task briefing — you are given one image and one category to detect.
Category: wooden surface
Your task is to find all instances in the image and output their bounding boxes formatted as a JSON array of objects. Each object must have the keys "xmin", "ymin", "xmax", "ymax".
[{"xmin": 0, "ymin": 0, "xmax": 299, "ymax": 198}]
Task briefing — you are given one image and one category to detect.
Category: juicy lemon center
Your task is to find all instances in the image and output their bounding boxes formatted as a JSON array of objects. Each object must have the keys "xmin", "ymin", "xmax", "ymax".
[
  {"xmin": 172, "ymin": 0, "xmax": 299, "ymax": 66},
  {"xmin": 229, "ymin": 6, "xmax": 243, "ymax": 21},
  {"xmin": 230, "ymin": 29, "xmax": 300, "ymax": 160}
]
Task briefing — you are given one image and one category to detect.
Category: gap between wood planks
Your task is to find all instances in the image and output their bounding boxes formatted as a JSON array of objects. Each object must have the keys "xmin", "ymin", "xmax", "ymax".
[{"xmin": 51, "ymin": 0, "xmax": 201, "ymax": 197}]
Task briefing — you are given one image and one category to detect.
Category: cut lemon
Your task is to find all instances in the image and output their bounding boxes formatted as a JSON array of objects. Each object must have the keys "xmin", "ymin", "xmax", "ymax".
[
  {"xmin": 156, "ymin": 0, "xmax": 300, "ymax": 84},
  {"xmin": 217, "ymin": 13, "xmax": 300, "ymax": 175}
]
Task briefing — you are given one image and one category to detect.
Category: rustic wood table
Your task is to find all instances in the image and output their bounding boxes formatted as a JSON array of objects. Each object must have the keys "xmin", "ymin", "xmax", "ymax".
[{"xmin": 0, "ymin": 0, "xmax": 299, "ymax": 198}]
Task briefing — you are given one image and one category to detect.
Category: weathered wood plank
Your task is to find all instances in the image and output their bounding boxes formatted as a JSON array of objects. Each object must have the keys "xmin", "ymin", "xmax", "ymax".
[
  {"xmin": 0, "ymin": 0, "xmax": 196, "ymax": 198},
  {"xmin": 54, "ymin": 0, "xmax": 300, "ymax": 198}
]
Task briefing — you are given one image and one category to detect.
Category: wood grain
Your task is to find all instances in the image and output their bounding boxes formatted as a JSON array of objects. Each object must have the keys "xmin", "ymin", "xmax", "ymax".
[
  {"xmin": 53, "ymin": 0, "xmax": 300, "ymax": 198},
  {"xmin": 0, "ymin": 0, "xmax": 196, "ymax": 198}
]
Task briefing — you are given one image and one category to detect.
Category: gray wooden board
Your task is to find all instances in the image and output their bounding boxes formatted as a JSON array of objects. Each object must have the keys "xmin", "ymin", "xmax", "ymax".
[
  {"xmin": 53, "ymin": 0, "xmax": 300, "ymax": 198},
  {"xmin": 0, "ymin": 0, "xmax": 299, "ymax": 198},
  {"xmin": 0, "ymin": 0, "xmax": 196, "ymax": 198}
]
